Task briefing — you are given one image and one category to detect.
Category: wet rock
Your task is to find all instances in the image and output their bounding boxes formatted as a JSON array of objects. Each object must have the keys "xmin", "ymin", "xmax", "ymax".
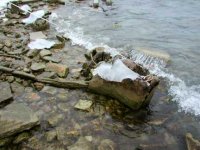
[
  {"xmin": 6, "ymin": 76, "xmax": 15, "ymax": 83},
  {"xmin": 98, "ymin": 139, "xmax": 116, "ymax": 150},
  {"xmin": 56, "ymin": 35, "xmax": 69, "ymax": 42},
  {"xmin": 45, "ymin": 130, "xmax": 57, "ymax": 142},
  {"xmin": 33, "ymin": 82, "xmax": 44, "ymax": 90},
  {"xmin": 56, "ymin": 126, "xmax": 66, "ymax": 141},
  {"xmin": 89, "ymin": 75, "xmax": 159, "ymax": 110},
  {"xmin": 46, "ymin": 63, "xmax": 69, "ymax": 78},
  {"xmin": 13, "ymin": 132, "xmax": 31, "ymax": 144},
  {"xmin": 68, "ymin": 137, "xmax": 93, "ymax": 150},
  {"xmin": 122, "ymin": 59, "xmax": 149, "ymax": 76},
  {"xmin": 29, "ymin": 31, "xmax": 47, "ymax": 41},
  {"xmin": 74, "ymin": 100, "xmax": 93, "ymax": 111},
  {"xmin": 0, "ymin": 82, "xmax": 13, "ymax": 108},
  {"xmin": 53, "ymin": 41, "xmax": 65, "ymax": 49},
  {"xmin": 42, "ymin": 56, "xmax": 61, "ymax": 63},
  {"xmin": 4, "ymin": 40, "xmax": 12, "ymax": 48},
  {"xmin": 41, "ymin": 86, "xmax": 57, "ymax": 94},
  {"xmin": 186, "ymin": 133, "xmax": 200, "ymax": 150},
  {"xmin": 0, "ymin": 103, "xmax": 39, "ymax": 140},
  {"xmin": 31, "ymin": 63, "xmax": 46, "ymax": 71},
  {"xmin": 31, "ymin": 19, "xmax": 50, "ymax": 31},
  {"xmin": 0, "ymin": 44, "xmax": 4, "ymax": 50},
  {"xmin": 11, "ymin": 82, "xmax": 25, "ymax": 95},
  {"xmin": 58, "ymin": 103, "xmax": 69, "ymax": 112},
  {"xmin": 40, "ymin": 49, "xmax": 52, "ymax": 58},
  {"xmin": 26, "ymin": 49, "xmax": 39, "ymax": 58},
  {"xmin": 47, "ymin": 114, "xmax": 64, "ymax": 126},
  {"xmin": 0, "ymin": 138, "xmax": 12, "ymax": 147}
]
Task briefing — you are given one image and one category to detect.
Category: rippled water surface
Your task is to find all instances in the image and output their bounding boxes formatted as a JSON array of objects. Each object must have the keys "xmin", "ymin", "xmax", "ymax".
[{"xmin": 51, "ymin": 0, "xmax": 200, "ymax": 115}]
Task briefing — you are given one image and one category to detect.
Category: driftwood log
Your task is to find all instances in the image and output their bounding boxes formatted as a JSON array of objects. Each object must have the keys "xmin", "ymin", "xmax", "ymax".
[{"xmin": 0, "ymin": 66, "xmax": 88, "ymax": 89}]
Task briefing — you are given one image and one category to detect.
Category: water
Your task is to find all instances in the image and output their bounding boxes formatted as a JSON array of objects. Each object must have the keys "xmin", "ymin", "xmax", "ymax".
[{"xmin": 51, "ymin": 0, "xmax": 200, "ymax": 116}]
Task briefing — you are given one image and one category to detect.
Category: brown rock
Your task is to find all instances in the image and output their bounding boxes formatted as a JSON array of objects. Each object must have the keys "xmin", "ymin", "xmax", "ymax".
[
  {"xmin": 89, "ymin": 75, "xmax": 159, "ymax": 110},
  {"xmin": 186, "ymin": 133, "xmax": 200, "ymax": 150},
  {"xmin": 122, "ymin": 59, "xmax": 149, "ymax": 76},
  {"xmin": 46, "ymin": 63, "xmax": 69, "ymax": 78},
  {"xmin": 33, "ymin": 82, "xmax": 44, "ymax": 91}
]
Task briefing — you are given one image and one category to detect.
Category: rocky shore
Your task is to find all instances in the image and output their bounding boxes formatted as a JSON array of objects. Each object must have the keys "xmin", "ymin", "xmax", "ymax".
[{"xmin": 0, "ymin": 0, "xmax": 200, "ymax": 150}]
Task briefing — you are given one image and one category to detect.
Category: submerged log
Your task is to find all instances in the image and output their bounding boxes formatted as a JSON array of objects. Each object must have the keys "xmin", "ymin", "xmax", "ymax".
[
  {"xmin": 88, "ymin": 75, "xmax": 159, "ymax": 110},
  {"xmin": 0, "ymin": 66, "xmax": 88, "ymax": 89}
]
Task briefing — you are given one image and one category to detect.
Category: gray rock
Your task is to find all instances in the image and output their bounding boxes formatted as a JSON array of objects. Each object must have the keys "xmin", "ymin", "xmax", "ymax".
[
  {"xmin": 58, "ymin": 103, "xmax": 69, "ymax": 112},
  {"xmin": 186, "ymin": 133, "xmax": 200, "ymax": 150},
  {"xmin": 46, "ymin": 63, "xmax": 69, "ymax": 78},
  {"xmin": 11, "ymin": 82, "xmax": 25, "ymax": 95},
  {"xmin": 40, "ymin": 50, "xmax": 52, "ymax": 58},
  {"xmin": 98, "ymin": 139, "xmax": 116, "ymax": 150},
  {"xmin": 47, "ymin": 114, "xmax": 64, "ymax": 126},
  {"xmin": 0, "ymin": 82, "xmax": 13, "ymax": 107},
  {"xmin": 68, "ymin": 137, "xmax": 93, "ymax": 150},
  {"xmin": 31, "ymin": 63, "xmax": 46, "ymax": 71},
  {"xmin": 6, "ymin": 76, "xmax": 15, "ymax": 83},
  {"xmin": 29, "ymin": 32, "xmax": 47, "ymax": 41},
  {"xmin": 4, "ymin": 40, "xmax": 12, "ymax": 48},
  {"xmin": 26, "ymin": 49, "xmax": 39, "ymax": 58},
  {"xmin": 0, "ymin": 44, "xmax": 4, "ymax": 50},
  {"xmin": 45, "ymin": 130, "xmax": 57, "ymax": 142},
  {"xmin": 0, "ymin": 103, "xmax": 39, "ymax": 139},
  {"xmin": 42, "ymin": 56, "xmax": 61, "ymax": 63},
  {"xmin": 41, "ymin": 86, "xmax": 57, "ymax": 95}
]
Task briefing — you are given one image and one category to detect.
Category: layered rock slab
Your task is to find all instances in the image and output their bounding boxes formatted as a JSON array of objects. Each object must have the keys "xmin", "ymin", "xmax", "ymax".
[{"xmin": 0, "ymin": 103, "xmax": 39, "ymax": 139}]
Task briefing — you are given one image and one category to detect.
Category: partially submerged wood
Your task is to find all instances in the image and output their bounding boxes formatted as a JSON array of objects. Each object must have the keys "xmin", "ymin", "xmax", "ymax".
[{"xmin": 0, "ymin": 66, "xmax": 88, "ymax": 89}]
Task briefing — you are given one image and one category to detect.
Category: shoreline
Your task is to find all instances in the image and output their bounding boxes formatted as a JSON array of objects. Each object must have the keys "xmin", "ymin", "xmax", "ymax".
[{"xmin": 0, "ymin": 1, "xmax": 200, "ymax": 149}]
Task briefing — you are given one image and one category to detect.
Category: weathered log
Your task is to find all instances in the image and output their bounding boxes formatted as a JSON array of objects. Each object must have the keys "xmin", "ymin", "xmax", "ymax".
[{"xmin": 0, "ymin": 66, "xmax": 88, "ymax": 89}]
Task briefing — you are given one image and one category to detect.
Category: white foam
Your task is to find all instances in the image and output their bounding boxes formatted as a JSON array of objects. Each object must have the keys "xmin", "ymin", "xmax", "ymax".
[
  {"xmin": 131, "ymin": 50, "xmax": 200, "ymax": 116},
  {"xmin": 28, "ymin": 39, "xmax": 55, "ymax": 49},
  {"xmin": 22, "ymin": 10, "xmax": 45, "ymax": 24},
  {"xmin": 93, "ymin": 59, "xmax": 139, "ymax": 82}
]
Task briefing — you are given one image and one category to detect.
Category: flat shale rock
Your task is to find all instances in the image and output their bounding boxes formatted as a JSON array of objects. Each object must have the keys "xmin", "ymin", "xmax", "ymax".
[
  {"xmin": 0, "ymin": 103, "xmax": 39, "ymax": 139},
  {"xmin": 0, "ymin": 82, "xmax": 13, "ymax": 107}
]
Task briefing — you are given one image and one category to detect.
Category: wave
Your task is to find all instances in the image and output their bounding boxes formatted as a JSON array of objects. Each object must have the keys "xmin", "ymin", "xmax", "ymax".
[{"xmin": 51, "ymin": 12, "xmax": 200, "ymax": 116}]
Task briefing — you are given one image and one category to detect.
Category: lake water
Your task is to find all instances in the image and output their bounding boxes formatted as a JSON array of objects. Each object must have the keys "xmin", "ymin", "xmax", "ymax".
[{"xmin": 51, "ymin": 0, "xmax": 200, "ymax": 116}]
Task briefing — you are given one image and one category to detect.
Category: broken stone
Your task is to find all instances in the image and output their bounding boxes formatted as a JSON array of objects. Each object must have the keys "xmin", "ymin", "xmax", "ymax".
[
  {"xmin": 68, "ymin": 137, "xmax": 93, "ymax": 150},
  {"xmin": 74, "ymin": 100, "xmax": 93, "ymax": 111},
  {"xmin": 45, "ymin": 130, "xmax": 57, "ymax": 142},
  {"xmin": 42, "ymin": 56, "xmax": 61, "ymax": 63},
  {"xmin": 53, "ymin": 41, "xmax": 65, "ymax": 49},
  {"xmin": 47, "ymin": 114, "xmax": 64, "ymax": 126},
  {"xmin": 89, "ymin": 75, "xmax": 159, "ymax": 110},
  {"xmin": 31, "ymin": 63, "xmax": 46, "ymax": 71},
  {"xmin": 13, "ymin": 132, "xmax": 31, "ymax": 144},
  {"xmin": 58, "ymin": 103, "xmax": 69, "ymax": 112},
  {"xmin": 41, "ymin": 86, "xmax": 57, "ymax": 95},
  {"xmin": 33, "ymin": 82, "xmax": 44, "ymax": 91},
  {"xmin": 186, "ymin": 133, "xmax": 200, "ymax": 150},
  {"xmin": 11, "ymin": 82, "xmax": 25, "ymax": 95},
  {"xmin": 98, "ymin": 139, "xmax": 116, "ymax": 150},
  {"xmin": 31, "ymin": 19, "xmax": 50, "ymax": 31},
  {"xmin": 46, "ymin": 63, "xmax": 69, "ymax": 78},
  {"xmin": 0, "ymin": 103, "xmax": 39, "ymax": 140},
  {"xmin": 39, "ymin": 49, "xmax": 52, "ymax": 58},
  {"xmin": 4, "ymin": 40, "xmax": 12, "ymax": 48},
  {"xmin": 6, "ymin": 76, "xmax": 15, "ymax": 83},
  {"xmin": 29, "ymin": 31, "xmax": 47, "ymax": 41},
  {"xmin": 0, "ymin": 82, "xmax": 13, "ymax": 107},
  {"xmin": 26, "ymin": 49, "xmax": 39, "ymax": 58}
]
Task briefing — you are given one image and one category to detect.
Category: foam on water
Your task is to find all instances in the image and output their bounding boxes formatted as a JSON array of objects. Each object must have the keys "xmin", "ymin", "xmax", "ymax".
[
  {"xmin": 131, "ymin": 50, "xmax": 200, "ymax": 116},
  {"xmin": 51, "ymin": 11, "xmax": 200, "ymax": 116}
]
